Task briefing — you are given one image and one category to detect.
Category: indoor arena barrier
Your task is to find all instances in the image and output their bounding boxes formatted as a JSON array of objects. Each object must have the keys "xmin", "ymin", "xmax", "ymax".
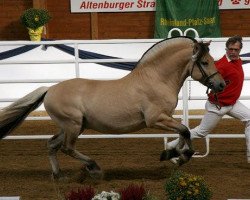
[
  {"xmin": 3, "ymin": 133, "xmax": 245, "ymax": 158},
  {"xmin": 0, "ymin": 197, "xmax": 20, "ymax": 200},
  {"xmin": 0, "ymin": 39, "xmax": 250, "ymax": 158}
]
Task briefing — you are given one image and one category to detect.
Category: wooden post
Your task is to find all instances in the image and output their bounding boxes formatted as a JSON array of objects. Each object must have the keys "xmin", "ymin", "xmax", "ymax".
[
  {"xmin": 33, "ymin": 0, "xmax": 46, "ymax": 8},
  {"xmin": 91, "ymin": 13, "xmax": 99, "ymax": 39},
  {"xmin": 33, "ymin": 0, "xmax": 49, "ymax": 39}
]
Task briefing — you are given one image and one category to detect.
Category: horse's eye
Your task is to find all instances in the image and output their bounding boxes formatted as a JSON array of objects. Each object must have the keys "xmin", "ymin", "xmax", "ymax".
[{"xmin": 201, "ymin": 61, "xmax": 208, "ymax": 66}]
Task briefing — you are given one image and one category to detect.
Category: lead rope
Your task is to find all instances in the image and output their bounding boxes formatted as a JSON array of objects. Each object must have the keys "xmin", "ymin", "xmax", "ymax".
[
  {"xmin": 206, "ymin": 88, "xmax": 221, "ymax": 110},
  {"xmin": 213, "ymin": 93, "xmax": 221, "ymax": 110}
]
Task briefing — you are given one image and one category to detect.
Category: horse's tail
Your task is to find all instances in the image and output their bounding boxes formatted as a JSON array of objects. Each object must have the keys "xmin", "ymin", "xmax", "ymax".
[{"xmin": 0, "ymin": 86, "xmax": 49, "ymax": 139}]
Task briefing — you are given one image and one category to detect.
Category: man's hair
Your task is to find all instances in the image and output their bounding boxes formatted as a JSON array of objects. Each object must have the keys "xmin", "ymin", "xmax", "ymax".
[{"xmin": 226, "ymin": 35, "xmax": 243, "ymax": 49}]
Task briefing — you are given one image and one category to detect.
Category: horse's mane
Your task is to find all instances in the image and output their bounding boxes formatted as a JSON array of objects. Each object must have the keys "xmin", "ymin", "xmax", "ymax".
[
  {"xmin": 136, "ymin": 36, "xmax": 209, "ymax": 68},
  {"xmin": 194, "ymin": 39, "xmax": 210, "ymax": 60}
]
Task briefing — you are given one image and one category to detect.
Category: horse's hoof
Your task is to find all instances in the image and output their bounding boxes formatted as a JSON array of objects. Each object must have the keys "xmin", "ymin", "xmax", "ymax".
[
  {"xmin": 177, "ymin": 157, "xmax": 186, "ymax": 166},
  {"xmin": 51, "ymin": 171, "xmax": 69, "ymax": 182},
  {"xmin": 86, "ymin": 161, "xmax": 103, "ymax": 180},
  {"xmin": 160, "ymin": 150, "xmax": 167, "ymax": 161},
  {"xmin": 160, "ymin": 149, "xmax": 179, "ymax": 161},
  {"xmin": 86, "ymin": 160, "xmax": 101, "ymax": 171},
  {"xmin": 170, "ymin": 157, "xmax": 188, "ymax": 167},
  {"xmin": 89, "ymin": 169, "xmax": 103, "ymax": 180},
  {"xmin": 177, "ymin": 150, "xmax": 195, "ymax": 166},
  {"xmin": 170, "ymin": 157, "xmax": 179, "ymax": 165},
  {"xmin": 170, "ymin": 157, "xmax": 185, "ymax": 166},
  {"xmin": 183, "ymin": 149, "xmax": 195, "ymax": 159}
]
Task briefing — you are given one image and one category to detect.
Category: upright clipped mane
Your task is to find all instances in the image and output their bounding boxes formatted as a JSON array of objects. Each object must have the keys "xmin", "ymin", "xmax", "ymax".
[
  {"xmin": 136, "ymin": 36, "xmax": 198, "ymax": 67},
  {"xmin": 199, "ymin": 40, "xmax": 210, "ymax": 56},
  {"xmin": 192, "ymin": 38, "xmax": 210, "ymax": 61}
]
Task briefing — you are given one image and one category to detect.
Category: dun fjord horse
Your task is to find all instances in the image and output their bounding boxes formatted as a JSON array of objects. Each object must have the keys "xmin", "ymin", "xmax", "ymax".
[{"xmin": 0, "ymin": 37, "xmax": 225, "ymax": 179}]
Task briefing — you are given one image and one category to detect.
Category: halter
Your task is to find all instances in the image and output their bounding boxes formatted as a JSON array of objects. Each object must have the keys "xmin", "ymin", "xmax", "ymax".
[
  {"xmin": 190, "ymin": 59, "xmax": 221, "ymax": 109},
  {"xmin": 190, "ymin": 60, "xmax": 219, "ymax": 88}
]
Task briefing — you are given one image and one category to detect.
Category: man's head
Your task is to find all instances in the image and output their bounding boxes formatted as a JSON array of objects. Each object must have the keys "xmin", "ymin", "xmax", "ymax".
[{"xmin": 225, "ymin": 35, "xmax": 242, "ymax": 61}]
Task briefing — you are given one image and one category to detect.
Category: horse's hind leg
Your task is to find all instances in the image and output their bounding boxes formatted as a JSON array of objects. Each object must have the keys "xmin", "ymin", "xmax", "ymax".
[
  {"xmin": 60, "ymin": 122, "xmax": 102, "ymax": 179},
  {"xmin": 47, "ymin": 130, "xmax": 64, "ymax": 179}
]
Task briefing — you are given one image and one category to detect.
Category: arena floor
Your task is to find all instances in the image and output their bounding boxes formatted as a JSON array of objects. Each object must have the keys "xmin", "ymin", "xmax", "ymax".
[{"xmin": 0, "ymin": 118, "xmax": 250, "ymax": 200}]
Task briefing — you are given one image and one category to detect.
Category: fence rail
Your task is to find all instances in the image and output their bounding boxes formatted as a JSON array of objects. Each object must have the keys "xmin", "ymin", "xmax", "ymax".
[{"xmin": 0, "ymin": 38, "xmax": 249, "ymax": 157}]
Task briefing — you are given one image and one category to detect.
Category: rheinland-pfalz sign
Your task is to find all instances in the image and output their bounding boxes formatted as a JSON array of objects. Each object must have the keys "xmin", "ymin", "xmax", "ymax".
[{"xmin": 70, "ymin": 0, "xmax": 250, "ymax": 13}]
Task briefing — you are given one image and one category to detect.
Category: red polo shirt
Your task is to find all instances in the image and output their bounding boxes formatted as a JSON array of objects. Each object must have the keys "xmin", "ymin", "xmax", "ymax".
[{"xmin": 208, "ymin": 55, "xmax": 244, "ymax": 106}]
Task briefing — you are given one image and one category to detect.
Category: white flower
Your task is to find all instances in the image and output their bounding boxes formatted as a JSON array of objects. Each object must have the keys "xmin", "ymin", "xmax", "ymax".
[{"xmin": 92, "ymin": 191, "xmax": 120, "ymax": 200}]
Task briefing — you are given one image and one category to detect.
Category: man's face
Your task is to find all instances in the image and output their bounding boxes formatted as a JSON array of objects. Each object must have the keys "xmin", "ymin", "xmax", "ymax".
[{"xmin": 226, "ymin": 42, "xmax": 241, "ymax": 61}]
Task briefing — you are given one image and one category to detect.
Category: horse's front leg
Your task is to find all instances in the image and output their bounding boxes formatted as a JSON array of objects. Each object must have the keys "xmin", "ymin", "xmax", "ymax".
[{"xmin": 149, "ymin": 113, "xmax": 194, "ymax": 166}]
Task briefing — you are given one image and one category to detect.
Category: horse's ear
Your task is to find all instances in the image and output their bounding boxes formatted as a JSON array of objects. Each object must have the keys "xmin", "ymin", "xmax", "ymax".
[
  {"xmin": 204, "ymin": 40, "xmax": 212, "ymax": 46},
  {"xmin": 192, "ymin": 42, "xmax": 201, "ymax": 61},
  {"xmin": 192, "ymin": 40, "xmax": 211, "ymax": 61}
]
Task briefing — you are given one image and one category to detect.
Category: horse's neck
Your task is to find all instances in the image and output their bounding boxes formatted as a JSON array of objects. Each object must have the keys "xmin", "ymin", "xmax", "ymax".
[{"xmin": 132, "ymin": 48, "xmax": 191, "ymax": 94}]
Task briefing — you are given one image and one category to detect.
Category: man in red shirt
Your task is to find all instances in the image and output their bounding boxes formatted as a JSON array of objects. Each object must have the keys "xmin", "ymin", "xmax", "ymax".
[{"xmin": 167, "ymin": 36, "xmax": 250, "ymax": 164}]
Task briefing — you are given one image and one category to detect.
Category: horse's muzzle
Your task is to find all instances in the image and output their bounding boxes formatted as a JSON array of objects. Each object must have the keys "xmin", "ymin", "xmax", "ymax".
[
  {"xmin": 203, "ymin": 71, "xmax": 225, "ymax": 93},
  {"xmin": 208, "ymin": 80, "xmax": 226, "ymax": 93}
]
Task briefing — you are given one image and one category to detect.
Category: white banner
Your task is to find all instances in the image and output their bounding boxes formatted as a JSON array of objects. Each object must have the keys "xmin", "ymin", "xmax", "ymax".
[
  {"xmin": 70, "ymin": 0, "xmax": 250, "ymax": 13},
  {"xmin": 70, "ymin": 0, "xmax": 156, "ymax": 13}
]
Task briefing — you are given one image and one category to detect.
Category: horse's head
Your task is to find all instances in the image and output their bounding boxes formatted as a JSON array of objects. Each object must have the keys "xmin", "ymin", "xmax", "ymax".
[{"xmin": 190, "ymin": 41, "xmax": 225, "ymax": 93}]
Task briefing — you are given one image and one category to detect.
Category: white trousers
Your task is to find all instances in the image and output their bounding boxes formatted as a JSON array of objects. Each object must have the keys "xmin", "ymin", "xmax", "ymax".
[{"xmin": 168, "ymin": 100, "xmax": 250, "ymax": 162}]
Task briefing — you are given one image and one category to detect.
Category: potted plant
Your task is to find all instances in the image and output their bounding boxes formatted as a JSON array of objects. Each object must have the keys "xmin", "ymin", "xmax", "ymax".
[
  {"xmin": 20, "ymin": 8, "xmax": 51, "ymax": 41},
  {"xmin": 165, "ymin": 170, "xmax": 212, "ymax": 200}
]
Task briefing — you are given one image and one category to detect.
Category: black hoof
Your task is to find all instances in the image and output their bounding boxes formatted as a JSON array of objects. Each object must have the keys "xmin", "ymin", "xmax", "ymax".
[
  {"xmin": 183, "ymin": 149, "xmax": 195, "ymax": 159},
  {"xmin": 86, "ymin": 160, "xmax": 101, "ymax": 171},
  {"xmin": 160, "ymin": 149, "xmax": 180, "ymax": 161},
  {"xmin": 86, "ymin": 160, "xmax": 103, "ymax": 180},
  {"xmin": 177, "ymin": 149, "xmax": 195, "ymax": 166},
  {"xmin": 177, "ymin": 157, "xmax": 185, "ymax": 166},
  {"xmin": 89, "ymin": 170, "xmax": 103, "ymax": 180},
  {"xmin": 51, "ymin": 171, "xmax": 69, "ymax": 181}
]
